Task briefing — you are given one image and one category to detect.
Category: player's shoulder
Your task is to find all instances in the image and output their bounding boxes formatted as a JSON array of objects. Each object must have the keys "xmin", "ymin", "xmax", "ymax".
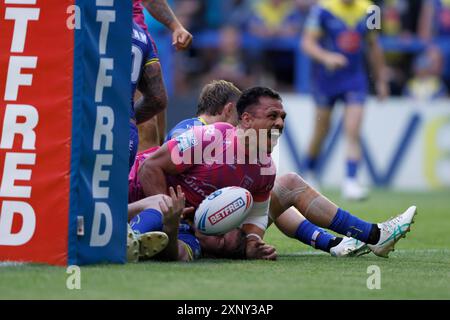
[
  {"xmin": 177, "ymin": 117, "xmax": 203, "ymax": 128},
  {"xmin": 165, "ymin": 117, "xmax": 202, "ymax": 142},
  {"xmin": 210, "ymin": 122, "xmax": 234, "ymax": 130},
  {"xmin": 204, "ymin": 122, "xmax": 235, "ymax": 134}
]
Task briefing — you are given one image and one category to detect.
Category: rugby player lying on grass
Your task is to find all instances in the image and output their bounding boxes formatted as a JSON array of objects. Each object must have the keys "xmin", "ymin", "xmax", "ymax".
[{"xmin": 128, "ymin": 87, "xmax": 416, "ymax": 261}]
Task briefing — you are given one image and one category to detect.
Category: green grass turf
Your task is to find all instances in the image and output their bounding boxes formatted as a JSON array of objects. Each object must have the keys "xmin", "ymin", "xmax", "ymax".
[{"xmin": 1, "ymin": 189, "xmax": 449, "ymax": 300}]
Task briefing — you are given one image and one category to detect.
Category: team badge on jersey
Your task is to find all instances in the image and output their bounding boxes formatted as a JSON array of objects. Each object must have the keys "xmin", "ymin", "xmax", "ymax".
[{"xmin": 176, "ymin": 130, "xmax": 198, "ymax": 152}]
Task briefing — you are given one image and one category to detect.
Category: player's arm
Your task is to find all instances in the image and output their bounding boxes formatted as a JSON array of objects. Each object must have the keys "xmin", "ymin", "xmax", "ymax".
[
  {"xmin": 301, "ymin": 7, "xmax": 347, "ymax": 70},
  {"xmin": 366, "ymin": 32, "xmax": 389, "ymax": 100},
  {"xmin": 138, "ymin": 143, "xmax": 178, "ymax": 196},
  {"xmin": 134, "ymin": 61, "xmax": 168, "ymax": 125},
  {"xmin": 138, "ymin": 128, "xmax": 198, "ymax": 196},
  {"xmin": 141, "ymin": 0, "xmax": 193, "ymax": 50},
  {"xmin": 241, "ymin": 200, "xmax": 269, "ymax": 239},
  {"xmin": 241, "ymin": 199, "xmax": 277, "ymax": 260}
]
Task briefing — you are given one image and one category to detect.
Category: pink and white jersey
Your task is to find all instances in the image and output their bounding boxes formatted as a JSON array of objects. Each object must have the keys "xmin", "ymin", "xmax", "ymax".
[
  {"xmin": 133, "ymin": 0, "xmax": 148, "ymax": 32},
  {"xmin": 166, "ymin": 123, "xmax": 276, "ymax": 218}
]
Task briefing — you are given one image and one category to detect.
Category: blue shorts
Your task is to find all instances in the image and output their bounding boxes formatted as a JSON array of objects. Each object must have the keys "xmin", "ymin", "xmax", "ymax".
[
  {"xmin": 312, "ymin": 90, "xmax": 366, "ymax": 108},
  {"xmin": 129, "ymin": 122, "xmax": 139, "ymax": 171},
  {"xmin": 178, "ymin": 220, "xmax": 201, "ymax": 260}
]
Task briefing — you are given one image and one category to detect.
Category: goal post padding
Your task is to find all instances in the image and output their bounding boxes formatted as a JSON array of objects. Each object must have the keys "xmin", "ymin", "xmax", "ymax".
[{"xmin": 0, "ymin": 0, "xmax": 131, "ymax": 266}]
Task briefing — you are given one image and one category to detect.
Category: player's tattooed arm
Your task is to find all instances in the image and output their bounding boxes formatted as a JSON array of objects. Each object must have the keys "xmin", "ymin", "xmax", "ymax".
[
  {"xmin": 135, "ymin": 62, "xmax": 167, "ymax": 125},
  {"xmin": 142, "ymin": 0, "xmax": 192, "ymax": 50},
  {"xmin": 142, "ymin": 0, "xmax": 177, "ymax": 30}
]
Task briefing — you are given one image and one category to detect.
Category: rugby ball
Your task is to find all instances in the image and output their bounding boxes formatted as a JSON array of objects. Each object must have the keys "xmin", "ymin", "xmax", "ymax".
[{"xmin": 194, "ymin": 187, "xmax": 253, "ymax": 235}]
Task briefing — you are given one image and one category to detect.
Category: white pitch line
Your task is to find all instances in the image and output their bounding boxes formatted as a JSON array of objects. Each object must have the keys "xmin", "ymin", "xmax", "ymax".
[
  {"xmin": 283, "ymin": 248, "xmax": 450, "ymax": 257},
  {"xmin": 1, "ymin": 249, "xmax": 448, "ymax": 265},
  {"xmin": 0, "ymin": 261, "xmax": 25, "ymax": 267}
]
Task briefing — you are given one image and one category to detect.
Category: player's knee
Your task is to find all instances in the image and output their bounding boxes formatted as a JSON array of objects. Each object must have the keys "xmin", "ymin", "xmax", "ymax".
[
  {"xmin": 278, "ymin": 172, "xmax": 308, "ymax": 190},
  {"xmin": 273, "ymin": 172, "xmax": 316, "ymax": 210}
]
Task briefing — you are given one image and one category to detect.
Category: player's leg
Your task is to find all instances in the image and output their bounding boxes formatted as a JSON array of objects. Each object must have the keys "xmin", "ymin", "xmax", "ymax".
[
  {"xmin": 271, "ymin": 172, "xmax": 417, "ymax": 257},
  {"xmin": 303, "ymin": 104, "xmax": 333, "ymax": 189},
  {"xmin": 128, "ymin": 189, "xmax": 198, "ymax": 262},
  {"xmin": 270, "ymin": 186, "xmax": 366, "ymax": 257},
  {"xmin": 127, "ymin": 195, "xmax": 170, "ymax": 261},
  {"xmin": 136, "ymin": 60, "xmax": 168, "ymax": 150},
  {"xmin": 133, "ymin": 88, "xmax": 161, "ymax": 151},
  {"xmin": 342, "ymin": 100, "xmax": 368, "ymax": 200}
]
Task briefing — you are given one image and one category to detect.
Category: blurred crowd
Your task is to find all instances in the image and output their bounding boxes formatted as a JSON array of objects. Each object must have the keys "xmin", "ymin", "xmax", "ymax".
[{"xmin": 145, "ymin": 0, "xmax": 450, "ymax": 100}]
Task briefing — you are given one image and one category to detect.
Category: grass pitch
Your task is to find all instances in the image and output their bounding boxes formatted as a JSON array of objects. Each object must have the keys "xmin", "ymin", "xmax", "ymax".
[{"xmin": 1, "ymin": 189, "xmax": 449, "ymax": 300}]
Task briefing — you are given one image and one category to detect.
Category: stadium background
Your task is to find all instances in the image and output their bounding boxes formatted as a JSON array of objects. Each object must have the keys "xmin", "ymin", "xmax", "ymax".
[{"xmin": 149, "ymin": 0, "xmax": 450, "ymax": 191}]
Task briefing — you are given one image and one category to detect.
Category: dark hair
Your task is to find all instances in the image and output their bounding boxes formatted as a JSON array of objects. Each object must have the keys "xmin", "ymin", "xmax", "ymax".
[
  {"xmin": 196, "ymin": 80, "xmax": 242, "ymax": 116},
  {"xmin": 236, "ymin": 86, "xmax": 282, "ymax": 117}
]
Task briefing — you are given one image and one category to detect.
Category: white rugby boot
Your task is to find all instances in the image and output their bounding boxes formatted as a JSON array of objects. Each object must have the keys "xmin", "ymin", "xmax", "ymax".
[
  {"xmin": 342, "ymin": 179, "xmax": 369, "ymax": 201},
  {"xmin": 368, "ymin": 206, "xmax": 417, "ymax": 258},
  {"xmin": 127, "ymin": 224, "xmax": 140, "ymax": 263},
  {"xmin": 138, "ymin": 231, "xmax": 169, "ymax": 260},
  {"xmin": 330, "ymin": 236, "xmax": 370, "ymax": 257}
]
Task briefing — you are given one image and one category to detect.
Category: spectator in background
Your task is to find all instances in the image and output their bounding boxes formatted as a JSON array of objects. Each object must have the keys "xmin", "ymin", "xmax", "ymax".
[
  {"xmin": 227, "ymin": 0, "xmax": 257, "ymax": 29},
  {"xmin": 378, "ymin": 0, "xmax": 425, "ymax": 96},
  {"xmin": 379, "ymin": 0, "xmax": 424, "ymax": 37},
  {"xmin": 247, "ymin": 0, "xmax": 294, "ymax": 37},
  {"xmin": 281, "ymin": 0, "xmax": 316, "ymax": 37},
  {"xmin": 247, "ymin": 0, "xmax": 297, "ymax": 89},
  {"xmin": 419, "ymin": 0, "xmax": 450, "ymax": 41},
  {"xmin": 404, "ymin": 46, "xmax": 448, "ymax": 100},
  {"xmin": 202, "ymin": 25, "xmax": 257, "ymax": 90},
  {"xmin": 419, "ymin": 0, "xmax": 450, "ymax": 91},
  {"xmin": 172, "ymin": 0, "xmax": 205, "ymax": 33}
]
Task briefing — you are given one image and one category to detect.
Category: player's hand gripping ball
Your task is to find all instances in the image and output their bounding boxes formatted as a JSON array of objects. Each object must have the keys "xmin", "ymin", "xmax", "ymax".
[{"xmin": 194, "ymin": 187, "xmax": 253, "ymax": 235}]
